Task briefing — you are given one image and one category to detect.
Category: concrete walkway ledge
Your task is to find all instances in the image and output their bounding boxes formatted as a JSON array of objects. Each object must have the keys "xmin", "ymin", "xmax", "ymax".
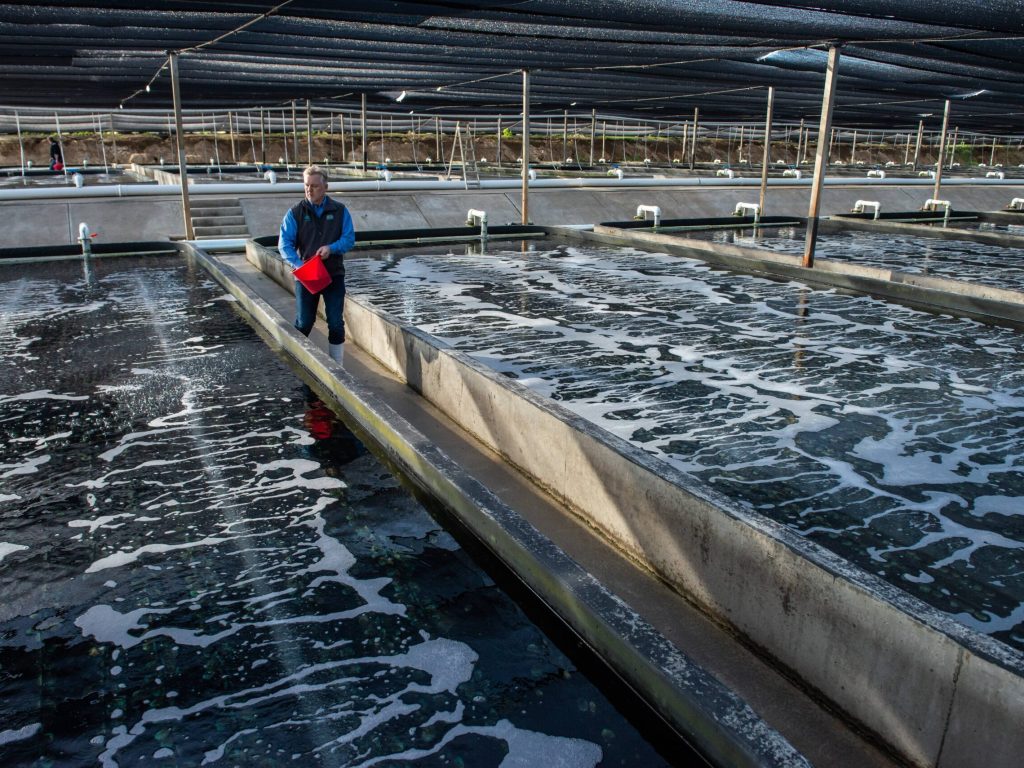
[
  {"xmin": 827, "ymin": 211, "xmax": 1024, "ymax": 248},
  {"xmin": 188, "ymin": 242, "xmax": 810, "ymax": 768},
  {"xmin": 244, "ymin": 238, "xmax": 1024, "ymax": 768}
]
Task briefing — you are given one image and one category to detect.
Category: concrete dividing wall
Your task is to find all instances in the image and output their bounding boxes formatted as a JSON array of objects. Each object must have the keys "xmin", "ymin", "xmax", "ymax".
[
  {"xmin": 247, "ymin": 238, "xmax": 1024, "ymax": 768},
  {"xmin": 3, "ymin": 181, "xmax": 1023, "ymax": 247},
  {"xmin": 1, "ymin": 198, "xmax": 183, "ymax": 246},
  {"xmin": 236, "ymin": 182, "xmax": 1024, "ymax": 236}
]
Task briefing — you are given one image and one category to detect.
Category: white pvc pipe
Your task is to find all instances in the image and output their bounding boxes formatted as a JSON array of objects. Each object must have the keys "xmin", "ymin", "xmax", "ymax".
[
  {"xmin": 466, "ymin": 208, "xmax": 488, "ymax": 239},
  {"xmin": 635, "ymin": 204, "xmax": 662, "ymax": 227},
  {"xmin": 186, "ymin": 238, "xmax": 248, "ymax": 250},
  {"xmin": 733, "ymin": 202, "xmax": 761, "ymax": 223},
  {"xmin": 922, "ymin": 198, "xmax": 952, "ymax": 226},
  {"xmin": 852, "ymin": 200, "xmax": 881, "ymax": 219}
]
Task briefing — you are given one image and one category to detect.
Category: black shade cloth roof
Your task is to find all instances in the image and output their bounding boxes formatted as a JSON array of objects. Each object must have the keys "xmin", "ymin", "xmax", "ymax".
[{"xmin": 1, "ymin": 1, "xmax": 1022, "ymax": 130}]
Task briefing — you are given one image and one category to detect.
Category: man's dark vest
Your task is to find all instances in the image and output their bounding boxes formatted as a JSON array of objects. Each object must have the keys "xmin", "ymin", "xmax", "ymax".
[{"xmin": 290, "ymin": 197, "xmax": 347, "ymax": 276}]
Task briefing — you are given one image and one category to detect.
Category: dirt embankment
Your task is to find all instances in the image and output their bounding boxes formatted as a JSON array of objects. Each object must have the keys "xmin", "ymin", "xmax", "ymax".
[{"xmin": 2, "ymin": 133, "xmax": 1021, "ymax": 169}]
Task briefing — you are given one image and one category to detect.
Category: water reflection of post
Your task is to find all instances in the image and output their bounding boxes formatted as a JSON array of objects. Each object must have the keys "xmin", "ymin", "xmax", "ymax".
[{"xmin": 793, "ymin": 287, "xmax": 810, "ymax": 370}]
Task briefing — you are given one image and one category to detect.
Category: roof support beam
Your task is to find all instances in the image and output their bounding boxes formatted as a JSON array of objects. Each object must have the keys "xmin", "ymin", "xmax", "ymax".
[{"xmin": 803, "ymin": 45, "xmax": 841, "ymax": 269}]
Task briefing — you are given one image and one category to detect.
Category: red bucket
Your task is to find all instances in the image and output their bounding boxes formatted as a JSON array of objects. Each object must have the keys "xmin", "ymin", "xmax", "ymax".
[{"xmin": 293, "ymin": 254, "xmax": 332, "ymax": 293}]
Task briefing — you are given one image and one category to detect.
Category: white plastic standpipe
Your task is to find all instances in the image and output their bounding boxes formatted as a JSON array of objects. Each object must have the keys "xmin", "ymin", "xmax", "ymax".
[{"xmin": 635, "ymin": 204, "xmax": 662, "ymax": 228}]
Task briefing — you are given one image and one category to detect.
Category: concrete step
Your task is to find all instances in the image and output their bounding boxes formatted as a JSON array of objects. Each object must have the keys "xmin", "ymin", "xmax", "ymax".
[
  {"xmin": 192, "ymin": 215, "xmax": 246, "ymax": 227},
  {"xmin": 190, "ymin": 205, "xmax": 243, "ymax": 217},
  {"xmin": 193, "ymin": 224, "xmax": 250, "ymax": 237},
  {"xmin": 190, "ymin": 197, "xmax": 242, "ymax": 208}
]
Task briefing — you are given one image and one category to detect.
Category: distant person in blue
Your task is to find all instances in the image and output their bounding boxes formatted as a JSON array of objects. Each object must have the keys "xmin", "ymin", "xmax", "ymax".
[
  {"xmin": 48, "ymin": 136, "xmax": 63, "ymax": 171},
  {"xmin": 278, "ymin": 165, "xmax": 356, "ymax": 364}
]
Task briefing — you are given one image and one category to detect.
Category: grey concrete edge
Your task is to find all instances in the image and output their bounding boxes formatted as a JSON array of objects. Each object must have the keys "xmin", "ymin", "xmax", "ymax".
[
  {"xmin": 825, "ymin": 215, "xmax": 1024, "ymax": 248},
  {"xmin": 587, "ymin": 225, "xmax": 1024, "ymax": 325},
  {"xmin": 243, "ymin": 238, "xmax": 1024, "ymax": 768},
  {"xmin": 184, "ymin": 242, "xmax": 811, "ymax": 768}
]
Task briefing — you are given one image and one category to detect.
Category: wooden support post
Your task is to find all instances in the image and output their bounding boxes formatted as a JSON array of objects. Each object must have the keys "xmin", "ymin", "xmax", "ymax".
[
  {"xmin": 759, "ymin": 86, "xmax": 775, "ymax": 216},
  {"xmin": 168, "ymin": 52, "xmax": 194, "ymax": 240},
  {"xmin": 689, "ymin": 107, "xmax": 699, "ymax": 169},
  {"xmin": 913, "ymin": 120, "xmax": 924, "ymax": 171},
  {"xmin": 306, "ymin": 99, "xmax": 313, "ymax": 166},
  {"xmin": 259, "ymin": 107, "xmax": 266, "ymax": 165},
  {"xmin": 803, "ymin": 45, "xmax": 841, "ymax": 269},
  {"xmin": 227, "ymin": 111, "xmax": 236, "ymax": 164},
  {"xmin": 521, "ymin": 69, "xmax": 531, "ymax": 225},
  {"xmin": 562, "ymin": 108, "xmax": 568, "ymax": 164},
  {"xmin": 590, "ymin": 108, "xmax": 596, "ymax": 166},
  {"xmin": 932, "ymin": 99, "xmax": 951, "ymax": 202},
  {"xmin": 360, "ymin": 94, "xmax": 368, "ymax": 172}
]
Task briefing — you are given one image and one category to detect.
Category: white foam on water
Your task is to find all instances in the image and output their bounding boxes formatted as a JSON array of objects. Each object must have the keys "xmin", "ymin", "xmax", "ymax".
[
  {"xmin": 100, "ymin": 637, "xmax": 486, "ymax": 766},
  {"xmin": 0, "ymin": 493, "xmax": 21, "ymax": 502},
  {"xmin": 1, "ymin": 453, "xmax": 50, "ymax": 478},
  {"xmin": 69, "ymin": 513, "xmax": 135, "ymax": 534},
  {"xmin": 0, "ymin": 722, "xmax": 41, "ymax": 746},
  {"xmin": 85, "ymin": 535, "xmax": 231, "ymax": 573},
  {"xmin": 254, "ymin": 458, "xmax": 347, "ymax": 493},
  {"xmin": 973, "ymin": 496, "xmax": 1023, "ymax": 517},
  {"xmin": 0, "ymin": 542, "xmax": 29, "ymax": 562},
  {"xmin": 75, "ymin": 605, "xmax": 174, "ymax": 649},
  {"xmin": 0, "ymin": 389, "xmax": 89, "ymax": 404},
  {"xmin": 348, "ymin": 244, "xmax": 1024, "ymax": 639},
  {"xmin": 349, "ymin": 718, "xmax": 602, "ymax": 768}
]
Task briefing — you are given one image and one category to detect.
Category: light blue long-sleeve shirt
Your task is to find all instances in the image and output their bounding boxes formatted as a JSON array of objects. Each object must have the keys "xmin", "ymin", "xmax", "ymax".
[{"xmin": 278, "ymin": 197, "xmax": 355, "ymax": 269}]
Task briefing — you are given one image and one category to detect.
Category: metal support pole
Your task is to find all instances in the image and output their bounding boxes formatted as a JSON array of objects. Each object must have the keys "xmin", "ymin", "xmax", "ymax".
[
  {"xmin": 168, "ymin": 52, "xmax": 194, "ymax": 240},
  {"xmin": 932, "ymin": 99, "xmax": 951, "ymax": 202},
  {"xmin": 795, "ymin": 118, "xmax": 804, "ymax": 165},
  {"xmin": 850, "ymin": 129, "xmax": 857, "ymax": 164},
  {"xmin": 497, "ymin": 116, "xmax": 502, "ymax": 168},
  {"xmin": 912, "ymin": 120, "xmax": 924, "ymax": 171},
  {"xmin": 759, "ymin": 86, "xmax": 775, "ymax": 216},
  {"xmin": 990, "ymin": 135, "xmax": 997, "ymax": 166},
  {"xmin": 948, "ymin": 126, "xmax": 958, "ymax": 169},
  {"xmin": 360, "ymin": 93, "xmax": 368, "ymax": 172},
  {"xmin": 803, "ymin": 45, "xmax": 841, "ymax": 269},
  {"xmin": 589, "ymin": 109, "xmax": 596, "ymax": 166},
  {"xmin": 521, "ymin": 69, "xmax": 530, "ymax": 226},
  {"xmin": 306, "ymin": 99, "xmax": 313, "ymax": 166},
  {"xmin": 689, "ymin": 107, "xmax": 698, "ymax": 169}
]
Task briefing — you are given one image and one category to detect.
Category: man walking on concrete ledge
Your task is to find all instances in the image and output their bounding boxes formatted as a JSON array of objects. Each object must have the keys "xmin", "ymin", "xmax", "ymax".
[{"xmin": 278, "ymin": 165, "xmax": 356, "ymax": 364}]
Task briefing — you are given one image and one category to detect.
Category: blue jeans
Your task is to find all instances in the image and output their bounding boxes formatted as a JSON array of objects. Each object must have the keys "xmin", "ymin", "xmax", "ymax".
[{"xmin": 294, "ymin": 278, "xmax": 345, "ymax": 344}]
